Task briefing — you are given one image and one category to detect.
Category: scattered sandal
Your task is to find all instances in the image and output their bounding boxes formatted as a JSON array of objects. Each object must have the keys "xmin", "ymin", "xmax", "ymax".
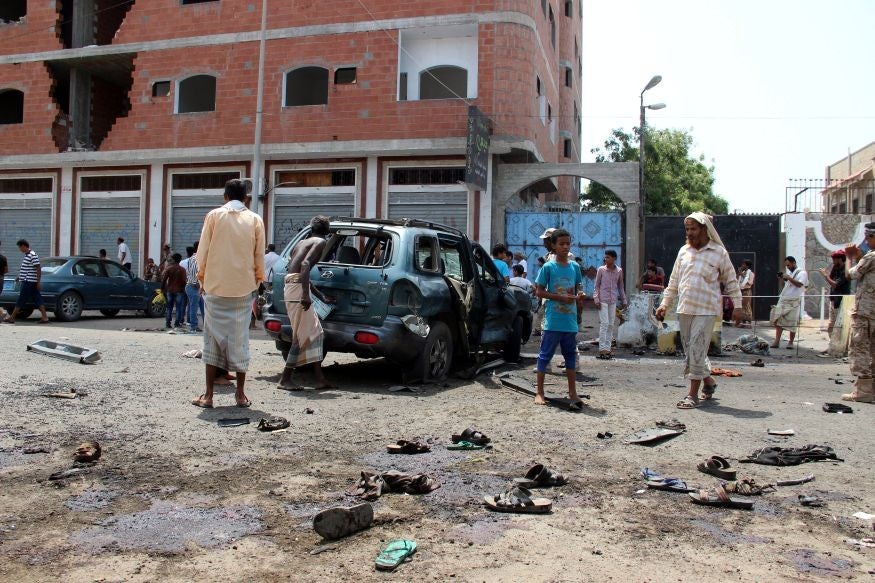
[
  {"xmin": 676, "ymin": 395, "xmax": 699, "ymax": 409},
  {"xmin": 386, "ymin": 440, "xmax": 431, "ymax": 454},
  {"xmin": 655, "ymin": 418, "xmax": 687, "ymax": 431},
  {"xmin": 720, "ymin": 478, "xmax": 775, "ymax": 496},
  {"xmin": 446, "ymin": 440, "xmax": 486, "ymax": 451},
  {"xmin": 697, "ymin": 455, "xmax": 737, "ymax": 481},
  {"xmin": 646, "ymin": 477, "xmax": 698, "ymax": 493},
  {"xmin": 313, "ymin": 503, "xmax": 374, "ymax": 540},
  {"xmin": 689, "ymin": 486, "xmax": 753, "ymax": 510},
  {"xmin": 73, "ymin": 441, "xmax": 101, "ymax": 463},
  {"xmin": 375, "ymin": 539, "xmax": 417, "ymax": 571},
  {"xmin": 513, "ymin": 463, "xmax": 568, "ymax": 488},
  {"xmin": 191, "ymin": 394, "xmax": 213, "ymax": 408},
  {"xmin": 798, "ymin": 494, "xmax": 824, "ymax": 507},
  {"xmin": 750, "ymin": 358, "xmax": 764, "ymax": 367},
  {"xmin": 451, "ymin": 427, "xmax": 490, "ymax": 446},
  {"xmin": 236, "ymin": 398, "xmax": 252, "ymax": 408},
  {"xmin": 483, "ymin": 485, "xmax": 552, "ymax": 514}
]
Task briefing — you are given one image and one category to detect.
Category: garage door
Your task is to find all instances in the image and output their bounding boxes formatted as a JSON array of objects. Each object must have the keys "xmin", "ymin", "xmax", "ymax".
[
  {"xmin": 80, "ymin": 196, "xmax": 141, "ymax": 273},
  {"xmin": 170, "ymin": 192, "xmax": 222, "ymax": 252},
  {"xmin": 0, "ymin": 196, "xmax": 52, "ymax": 276},
  {"xmin": 273, "ymin": 188, "xmax": 354, "ymax": 251},
  {"xmin": 387, "ymin": 189, "xmax": 468, "ymax": 232}
]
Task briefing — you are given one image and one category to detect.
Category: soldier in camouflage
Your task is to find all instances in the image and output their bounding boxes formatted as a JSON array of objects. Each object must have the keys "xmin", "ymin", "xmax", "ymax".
[{"xmin": 842, "ymin": 222, "xmax": 875, "ymax": 403}]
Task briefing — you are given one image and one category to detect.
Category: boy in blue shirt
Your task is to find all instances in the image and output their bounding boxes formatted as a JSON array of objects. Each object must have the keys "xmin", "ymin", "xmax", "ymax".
[
  {"xmin": 491, "ymin": 243, "xmax": 511, "ymax": 282},
  {"xmin": 534, "ymin": 229, "xmax": 585, "ymax": 406}
]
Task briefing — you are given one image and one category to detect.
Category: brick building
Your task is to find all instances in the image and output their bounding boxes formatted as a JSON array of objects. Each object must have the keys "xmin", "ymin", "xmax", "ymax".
[
  {"xmin": 0, "ymin": 0, "xmax": 582, "ymax": 275},
  {"xmin": 822, "ymin": 141, "xmax": 874, "ymax": 215}
]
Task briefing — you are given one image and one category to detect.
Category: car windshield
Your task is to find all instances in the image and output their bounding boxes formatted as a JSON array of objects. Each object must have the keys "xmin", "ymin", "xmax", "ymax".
[{"xmin": 41, "ymin": 259, "xmax": 67, "ymax": 274}]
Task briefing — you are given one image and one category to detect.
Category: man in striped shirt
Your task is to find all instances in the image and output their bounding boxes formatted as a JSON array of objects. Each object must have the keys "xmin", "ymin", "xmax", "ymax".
[
  {"xmin": 656, "ymin": 213, "xmax": 742, "ymax": 409},
  {"xmin": 4, "ymin": 239, "xmax": 50, "ymax": 324}
]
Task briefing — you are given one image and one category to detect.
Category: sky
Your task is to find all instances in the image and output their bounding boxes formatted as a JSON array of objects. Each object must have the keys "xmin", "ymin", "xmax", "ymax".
[{"xmin": 580, "ymin": 0, "xmax": 875, "ymax": 213}]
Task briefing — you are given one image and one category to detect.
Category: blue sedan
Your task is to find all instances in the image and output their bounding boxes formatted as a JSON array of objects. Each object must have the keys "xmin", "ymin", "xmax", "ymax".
[{"xmin": 1, "ymin": 256, "xmax": 164, "ymax": 322}]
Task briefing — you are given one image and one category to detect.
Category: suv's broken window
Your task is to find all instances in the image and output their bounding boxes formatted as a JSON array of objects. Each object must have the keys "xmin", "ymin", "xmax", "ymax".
[{"xmin": 415, "ymin": 236, "xmax": 440, "ymax": 273}]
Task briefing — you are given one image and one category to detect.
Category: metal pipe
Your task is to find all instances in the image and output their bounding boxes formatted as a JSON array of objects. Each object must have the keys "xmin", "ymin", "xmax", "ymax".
[{"xmin": 251, "ymin": 0, "xmax": 268, "ymax": 216}]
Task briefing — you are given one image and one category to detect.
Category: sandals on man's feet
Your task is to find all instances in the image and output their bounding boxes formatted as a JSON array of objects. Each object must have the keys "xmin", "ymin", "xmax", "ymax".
[
  {"xmin": 191, "ymin": 394, "xmax": 213, "ymax": 408},
  {"xmin": 701, "ymin": 382, "xmax": 718, "ymax": 400},
  {"xmin": 676, "ymin": 395, "xmax": 699, "ymax": 409}
]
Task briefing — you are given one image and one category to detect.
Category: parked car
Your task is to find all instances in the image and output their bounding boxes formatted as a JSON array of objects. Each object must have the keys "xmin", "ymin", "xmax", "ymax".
[
  {"xmin": 262, "ymin": 218, "xmax": 533, "ymax": 382},
  {"xmin": 1, "ymin": 257, "xmax": 164, "ymax": 322}
]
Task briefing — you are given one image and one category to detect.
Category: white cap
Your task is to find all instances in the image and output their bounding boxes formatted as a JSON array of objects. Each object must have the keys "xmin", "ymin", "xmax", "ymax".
[{"xmin": 539, "ymin": 228, "xmax": 556, "ymax": 239}]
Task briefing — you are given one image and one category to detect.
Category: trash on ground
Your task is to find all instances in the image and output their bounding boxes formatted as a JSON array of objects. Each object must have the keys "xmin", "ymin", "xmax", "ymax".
[
  {"xmin": 304, "ymin": 408, "xmax": 314, "ymax": 414},
  {"xmin": 483, "ymin": 486, "xmax": 552, "ymax": 514},
  {"xmin": 711, "ymin": 367, "xmax": 742, "ymax": 377},
  {"xmin": 27, "ymin": 339, "xmax": 101, "ymax": 364},
  {"xmin": 750, "ymin": 358, "xmax": 765, "ymax": 367},
  {"xmin": 48, "ymin": 467, "xmax": 88, "ymax": 481},
  {"xmin": 313, "ymin": 502, "xmax": 373, "ymax": 540},
  {"xmin": 386, "ymin": 439, "xmax": 431, "ymax": 454},
  {"xmin": 349, "ymin": 470, "xmax": 440, "ymax": 500},
  {"xmin": 655, "ymin": 419, "xmax": 686, "ymax": 431},
  {"xmin": 823, "ymin": 403, "xmax": 853, "ymax": 414},
  {"xmin": 767, "ymin": 429, "xmax": 795, "ymax": 436},
  {"xmin": 217, "ymin": 418, "xmax": 251, "ymax": 428},
  {"xmin": 852, "ymin": 511, "xmax": 875, "ymax": 520},
  {"xmin": 776, "ymin": 474, "xmax": 815, "ymax": 486},
  {"xmin": 114, "ymin": 367, "xmax": 130, "ymax": 373},
  {"xmin": 734, "ymin": 334, "xmax": 772, "ymax": 355},
  {"xmin": 309, "ymin": 544, "xmax": 339, "ymax": 555},
  {"xmin": 624, "ymin": 427, "xmax": 685, "ymax": 445},
  {"xmin": 73, "ymin": 441, "xmax": 101, "ymax": 462},
  {"xmin": 844, "ymin": 538, "xmax": 875, "ymax": 548},
  {"xmin": 182, "ymin": 349, "xmax": 202, "ymax": 359},
  {"xmin": 22, "ymin": 446, "xmax": 50, "ymax": 454},
  {"xmin": 740, "ymin": 444, "xmax": 843, "ymax": 466},
  {"xmin": 474, "ymin": 357, "xmax": 505, "ymax": 376},
  {"xmin": 596, "ymin": 431, "xmax": 613, "ymax": 439},
  {"xmin": 721, "ymin": 478, "xmax": 775, "ymax": 495},
  {"xmin": 256, "ymin": 416, "xmax": 290, "ymax": 432},
  {"xmin": 798, "ymin": 495, "xmax": 824, "ymax": 507},
  {"xmin": 43, "ymin": 390, "xmax": 78, "ymax": 399}
]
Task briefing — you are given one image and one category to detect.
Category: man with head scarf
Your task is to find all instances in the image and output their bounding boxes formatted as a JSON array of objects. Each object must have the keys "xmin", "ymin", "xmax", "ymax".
[
  {"xmin": 840, "ymin": 222, "xmax": 875, "ymax": 403},
  {"xmin": 656, "ymin": 212, "xmax": 742, "ymax": 409},
  {"xmin": 770, "ymin": 255, "xmax": 808, "ymax": 349}
]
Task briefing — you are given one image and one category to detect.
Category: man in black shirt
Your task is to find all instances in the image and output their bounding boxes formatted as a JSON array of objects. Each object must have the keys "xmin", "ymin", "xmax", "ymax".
[
  {"xmin": 819, "ymin": 249, "xmax": 851, "ymax": 335},
  {"xmin": 0, "ymin": 240, "xmax": 7, "ymax": 278}
]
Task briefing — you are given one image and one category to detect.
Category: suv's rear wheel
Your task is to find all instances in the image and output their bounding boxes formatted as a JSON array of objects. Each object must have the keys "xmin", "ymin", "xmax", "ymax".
[{"xmin": 407, "ymin": 321, "xmax": 453, "ymax": 383}]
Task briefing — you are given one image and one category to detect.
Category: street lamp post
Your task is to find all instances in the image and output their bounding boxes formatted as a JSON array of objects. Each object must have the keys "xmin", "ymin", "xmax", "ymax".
[{"xmin": 638, "ymin": 75, "xmax": 664, "ymax": 222}]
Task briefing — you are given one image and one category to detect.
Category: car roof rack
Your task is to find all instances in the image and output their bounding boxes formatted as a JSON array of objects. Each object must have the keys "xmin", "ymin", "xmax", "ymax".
[{"xmin": 329, "ymin": 216, "xmax": 464, "ymax": 237}]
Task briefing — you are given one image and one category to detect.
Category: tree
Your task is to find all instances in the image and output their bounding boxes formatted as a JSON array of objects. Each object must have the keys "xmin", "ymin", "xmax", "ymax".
[{"xmin": 582, "ymin": 127, "xmax": 729, "ymax": 215}]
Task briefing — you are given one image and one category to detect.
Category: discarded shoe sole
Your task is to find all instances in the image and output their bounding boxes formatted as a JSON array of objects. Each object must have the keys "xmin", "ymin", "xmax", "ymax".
[
  {"xmin": 73, "ymin": 441, "xmax": 101, "ymax": 462},
  {"xmin": 823, "ymin": 403, "xmax": 853, "ymax": 414},
  {"xmin": 217, "ymin": 418, "xmax": 251, "ymax": 427},
  {"xmin": 697, "ymin": 455, "xmax": 738, "ymax": 481},
  {"xmin": 313, "ymin": 503, "xmax": 374, "ymax": 540},
  {"xmin": 624, "ymin": 427, "xmax": 684, "ymax": 445},
  {"xmin": 689, "ymin": 487, "xmax": 753, "ymax": 510},
  {"xmin": 257, "ymin": 416, "xmax": 290, "ymax": 431},
  {"xmin": 767, "ymin": 429, "xmax": 795, "ymax": 436}
]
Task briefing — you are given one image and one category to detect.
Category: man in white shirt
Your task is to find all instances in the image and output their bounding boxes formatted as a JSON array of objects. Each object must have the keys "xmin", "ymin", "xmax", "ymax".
[
  {"xmin": 512, "ymin": 252, "xmax": 528, "ymax": 277},
  {"xmin": 770, "ymin": 255, "xmax": 808, "ymax": 349},
  {"xmin": 117, "ymin": 237, "xmax": 132, "ymax": 271},
  {"xmin": 264, "ymin": 243, "xmax": 281, "ymax": 281}
]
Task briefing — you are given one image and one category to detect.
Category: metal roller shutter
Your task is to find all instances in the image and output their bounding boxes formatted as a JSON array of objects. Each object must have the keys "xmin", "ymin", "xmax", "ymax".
[
  {"xmin": 171, "ymin": 194, "xmax": 221, "ymax": 251},
  {"xmin": 0, "ymin": 197, "xmax": 52, "ymax": 276},
  {"xmin": 387, "ymin": 190, "xmax": 467, "ymax": 231},
  {"xmin": 80, "ymin": 197, "xmax": 140, "ymax": 274},
  {"xmin": 273, "ymin": 190, "xmax": 354, "ymax": 250}
]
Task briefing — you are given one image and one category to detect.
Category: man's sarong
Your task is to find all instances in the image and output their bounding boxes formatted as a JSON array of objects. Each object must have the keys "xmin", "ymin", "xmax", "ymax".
[
  {"xmin": 284, "ymin": 273, "xmax": 324, "ymax": 368},
  {"xmin": 202, "ymin": 293, "xmax": 254, "ymax": 371},
  {"xmin": 771, "ymin": 297, "xmax": 801, "ymax": 329}
]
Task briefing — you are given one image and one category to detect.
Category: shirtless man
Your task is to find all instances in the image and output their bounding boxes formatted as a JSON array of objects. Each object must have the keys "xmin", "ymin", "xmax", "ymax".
[{"xmin": 277, "ymin": 216, "xmax": 335, "ymax": 390}]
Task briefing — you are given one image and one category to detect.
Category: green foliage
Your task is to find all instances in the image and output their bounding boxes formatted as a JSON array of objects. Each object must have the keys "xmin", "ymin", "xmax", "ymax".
[{"xmin": 583, "ymin": 127, "xmax": 729, "ymax": 215}]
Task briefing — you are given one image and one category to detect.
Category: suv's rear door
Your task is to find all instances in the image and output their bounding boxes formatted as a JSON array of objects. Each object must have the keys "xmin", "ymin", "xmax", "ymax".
[{"xmin": 470, "ymin": 244, "xmax": 516, "ymax": 344}]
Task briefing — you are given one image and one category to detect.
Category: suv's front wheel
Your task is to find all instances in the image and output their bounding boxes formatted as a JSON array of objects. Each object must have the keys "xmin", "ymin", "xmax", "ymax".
[{"xmin": 406, "ymin": 321, "xmax": 453, "ymax": 383}]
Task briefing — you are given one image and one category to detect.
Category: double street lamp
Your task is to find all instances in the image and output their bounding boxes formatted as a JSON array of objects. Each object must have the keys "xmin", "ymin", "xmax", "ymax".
[{"xmin": 639, "ymin": 75, "xmax": 665, "ymax": 222}]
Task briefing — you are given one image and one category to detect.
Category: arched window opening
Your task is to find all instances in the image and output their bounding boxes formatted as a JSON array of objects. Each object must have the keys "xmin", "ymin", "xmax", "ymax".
[
  {"xmin": 177, "ymin": 75, "xmax": 216, "ymax": 113},
  {"xmin": 284, "ymin": 67, "xmax": 329, "ymax": 107},
  {"xmin": 0, "ymin": 1, "xmax": 26, "ymax": 23},
  {"xmin": 419, "ymin": 66, "xmax": 467, "ymax": 100}
]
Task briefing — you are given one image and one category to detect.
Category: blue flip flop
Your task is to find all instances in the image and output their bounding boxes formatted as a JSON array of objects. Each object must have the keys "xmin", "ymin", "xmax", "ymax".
[{"xmin": 375, "ymin": 539, "xmax": 417, "ymax": 571}]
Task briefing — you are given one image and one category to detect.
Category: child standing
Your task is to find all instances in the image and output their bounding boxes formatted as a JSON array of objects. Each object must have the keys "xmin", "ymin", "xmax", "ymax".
[
  {"xmin": 593, "ymin": 249, "xmax": 626, "ymax": 359},
  {"xmin": 534, "ymin": 229, "xmax": 585, "ymax": 406}
]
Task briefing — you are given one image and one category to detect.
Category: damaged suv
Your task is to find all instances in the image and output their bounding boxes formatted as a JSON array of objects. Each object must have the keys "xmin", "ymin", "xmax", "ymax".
[{"xmin": 262, "ymin": 218, "xmax": 532, "ymax": 382}]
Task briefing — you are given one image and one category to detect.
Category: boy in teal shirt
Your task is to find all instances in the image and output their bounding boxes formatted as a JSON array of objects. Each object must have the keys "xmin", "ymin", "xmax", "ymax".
[{"xmin": 533, "ymin": 229, "xmax": 585, "ymax": 406}]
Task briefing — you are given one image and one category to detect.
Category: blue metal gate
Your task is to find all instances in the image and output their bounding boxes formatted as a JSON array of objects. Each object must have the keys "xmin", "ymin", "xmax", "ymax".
[{"xmin": 505, "ymin": 211, "xmax": 624, "ymax": 296}]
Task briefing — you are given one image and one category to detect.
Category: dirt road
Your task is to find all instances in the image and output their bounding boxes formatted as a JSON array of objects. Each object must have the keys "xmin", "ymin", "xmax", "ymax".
[{"xmin": 0, "ymin": 311, "xmax": 873, "ymax": 581}]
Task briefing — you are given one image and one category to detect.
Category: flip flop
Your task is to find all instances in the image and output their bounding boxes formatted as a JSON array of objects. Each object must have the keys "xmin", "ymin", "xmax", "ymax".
[
  {"xmin": 823, "ymin": 403, "xmax": 853, "ymax": 414},
  {"xmin": 513, "ymin": 463, "xmax": 568, "ymax": 488},
  {"xmin": 386, "ymin": 440, "xmax": 431, "ymax": 454},
  {"xmin": 236, "ymin": 398, "xmax": 252, "ymax": 408},
  {"xmin": 676, "ymin": 395, "xmax": 698, "ymax": 409},
  {"xmin": 217, "ymin": 418, "xmax": 250, "ymax": 427},
  {"xmin": 191, "ymin": 394, "xmax": 213, "ymax": 408},
  {"xmin": 446, "ymin": 440, "xmax": 485, "ymax": 451},
  {"xmin": 697, "ymin": 455, "xmax": 737, "ymax": 481},
  {"xmin": 375, "ymin": 539, "xmax": 417, "ymax": 571},
  {"xmin": 451, "ymin": 427, "xmax": 490, "ymax": 446},
  {"xmin": 313, "ymin": 503, "xmax": 374, "ymax": 540},
  {"xmin": 689, "ymin": 486, "xmax": 753, "ymax": 510},
  {"xmin": 484, "ymin": 486, "xmax": 552, "ymax": 514},
  {"xmin": 645, "ymin": 477, "xmax": 698, "ymax": 493},
  {"xmin": 720, "ymin": 478, "xmax": 775, "ymax": 496}
]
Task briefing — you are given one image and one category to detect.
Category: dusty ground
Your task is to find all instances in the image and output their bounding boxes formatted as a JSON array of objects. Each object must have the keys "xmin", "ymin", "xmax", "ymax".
[{"xmin": 0, "ymin": 310, "xmax": 873, "ymax": 582}]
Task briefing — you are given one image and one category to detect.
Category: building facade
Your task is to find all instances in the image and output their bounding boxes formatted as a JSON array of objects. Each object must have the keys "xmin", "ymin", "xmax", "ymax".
[
  {"xmin": 822, "ymin": 141, "xmax": 874, "ymax": 215},
  {"xmin": 0, "ymin": 0, "xmax": 582, "ymax": 275}
]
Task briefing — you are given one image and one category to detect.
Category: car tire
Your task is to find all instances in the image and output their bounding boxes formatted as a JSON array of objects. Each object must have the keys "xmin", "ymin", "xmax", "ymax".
[
  {"xmin": 145, "ymin": 300, "xmax": 165, "ymax": 318},
  {"xmin": 409, "ymin": 321, "xmax": 453, "ymax": 383},
  {"xmin": 503, "ymin": 315, "xmax": 523, "ymax": 363},
  {"xmin": 100, "ymin": 309, "xmax": 120, "ymax": 317},
  {"xmin": 55, "ymin": 291, "xmax": 83, "ymax": 322}
]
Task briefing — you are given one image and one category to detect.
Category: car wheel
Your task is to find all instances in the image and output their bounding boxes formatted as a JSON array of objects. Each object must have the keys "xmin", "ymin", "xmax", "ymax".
[
  {"xmin": 55, "ymin": 291, "xmax": 83, "ymax": 322},
  {"xmin": 410, "ymin": 321, "xmax": 453, "ymax": 382},
  {"xmin": 100, "ymin": 309, "xmax": 120, "ymax": 317},
  {"xmin": 502, "ymin": 315, "xmax": 523, "ymax": 363},
  {"xmin": 145, "ymin": 300, "xmax": 165, "ymax": 318}
]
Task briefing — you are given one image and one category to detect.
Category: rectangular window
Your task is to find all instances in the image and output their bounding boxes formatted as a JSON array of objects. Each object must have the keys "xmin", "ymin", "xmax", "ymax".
[
  {"xmin": 171, "ymin": 171, "xmax": 240, "ymax": 190},
  {"xmin": 563, "ymin": 138, "xmax": 573, "ymax": 158},
  {"xmin": 866, "ymin": 194, "xmax": 873, "ymax": 213},
  {"xmin": 275, "ymin": 170, "xmax": 355, "ymax": 187},
  {"xmin": 839, "ymin": 202, "xmax": 847, "ymax": 214},
  {"xmin": 398, "ymin": 72, "xmax": 408, "ymax": 101},
  {"xmin": 81, "ymin": 175, "xmax": 142, "ymax": 192},
  {"xmin": 334, "ymin": 67, "xmax": 357, "ymax": 85},
  {"xmin": 389, "ymin": 167, "xmax": 465, "ymax": 186},
  {"xmin": 852, "ymin": 199, "xmax": 859, "ymax": 214},
  {"xmin": 0, "ymin": 177, "xmax": 53, "ymax": 193},
  {"xmin": 565, "ymin": 1, "xmax": 573, "ymax": 17},
  {"xmin": 152, "ymin": 81, "xmax": 170, "ymax": 97},
  {"xmin": 565, "ymin": 68, "xmax": 573, "ymax": 87}
]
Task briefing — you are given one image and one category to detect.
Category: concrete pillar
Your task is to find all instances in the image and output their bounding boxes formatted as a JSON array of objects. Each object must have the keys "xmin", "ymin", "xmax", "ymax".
[
  {"xmin": 624, "ymin": 200, "xmax": 641, "ymax": 299},
  {"xmin": 72, "ymin": 0, "xmax": 95, "ymax": 48},
  {"xmin": 69, "ymin": 69, "xmax": 91, "ymax": 148}
]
